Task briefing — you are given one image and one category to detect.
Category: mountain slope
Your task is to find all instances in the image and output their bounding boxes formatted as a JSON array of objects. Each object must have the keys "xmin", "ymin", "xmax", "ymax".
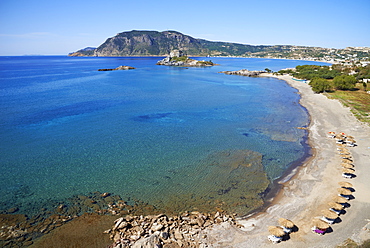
[{"xmin": 68, "ymin": 30, "xmax": 370, "ymax": 62}]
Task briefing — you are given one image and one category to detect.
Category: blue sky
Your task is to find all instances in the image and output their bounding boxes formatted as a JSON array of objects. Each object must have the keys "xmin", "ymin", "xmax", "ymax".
[{"xmin": 0, "ymin": 0, "xmax": 369, "ymax": 55}]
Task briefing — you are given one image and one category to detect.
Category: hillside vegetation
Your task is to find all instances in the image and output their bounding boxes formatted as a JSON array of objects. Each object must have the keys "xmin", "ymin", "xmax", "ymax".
[
  {"xmin": 278, "ymin": 64, "xmax": 370, "ymax": 124},
  {"xmin": 69, "ymin": 30, "xmax": 370, "ymax": 63}
]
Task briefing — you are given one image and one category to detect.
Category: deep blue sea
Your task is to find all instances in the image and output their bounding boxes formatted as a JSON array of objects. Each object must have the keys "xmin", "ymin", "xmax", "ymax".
[{"xmin": 0, "ymin": 56, "xmax": 329, "ymax": 215}]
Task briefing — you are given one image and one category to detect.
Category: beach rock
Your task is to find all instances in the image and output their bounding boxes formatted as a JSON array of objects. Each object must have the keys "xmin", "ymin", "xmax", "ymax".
[
  {"xmin": 7, "ymin": 207, "xmax": 19, "ymax": 213},
  {"xmin": 107, "ymin": 211, "xmax": 237, "ymax": 247},
  {"xmin": 101, "ymin": 192, "xmax": 110, "ymax": 197},
  {"xmin": 131, "ymin": 234, "xmax": 161, "ymax": 248},
  {"xmin": 151, "ymin": 223, "xmax": 164, "ymax": 232}
]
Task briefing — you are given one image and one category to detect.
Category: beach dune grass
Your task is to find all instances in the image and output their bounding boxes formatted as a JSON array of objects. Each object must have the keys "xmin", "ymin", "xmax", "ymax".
[{"xmin": 326, "ymin": 89, "xmax": 370, "ymax": 123}]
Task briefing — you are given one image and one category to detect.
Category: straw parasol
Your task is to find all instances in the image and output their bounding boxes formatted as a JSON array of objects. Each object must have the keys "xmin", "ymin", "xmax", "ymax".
[
  {"xmin": 347, "ymin": 135, "xmax": 354, "ymax": 139},
  {"xmin": 322, "ymin": 209, "xmax": 338, "ymax": 219},
  {"xmin": 328, "ymin": 202, "xmax": 344, "ymax": 210},
  {"xmin": 268, "ymin": 226, "xmax": 285, "ymax": 237},
  {"xmin": 338, "ymin": 147, "xmax": 349, "ymax": 151},
  {"xmin": 339, "ymin": 151, "xmax": 350, "ymax": 155},
  {"xmin": 341, "ymin": 163, "xmax": 354, "ymax": 169},
  {"xmin": 342, "ymin": 168, "xmax": 355, "ymax": 174},
  {"xmin": 278, "ymin": 218, "xmax": 295, "ymax": 228},
  {"xmin": 342, "ymin": 159, "xmax": 353, "ymax": 164},
  {"xmin": 337, "ymin": 188, "xmax": 352, "ymax": 195},
  {"xmin": 336, "ymin": 134, "xmax": 344, "ymax": 139},
  {"xmin": 337, "ymin": 143, "xmax": 346, "ymax": 147},
  {"xmin": 333, "ymin": 195, "xmax": 348, "ymax": 203},
  {"xmin": 338, "ymin": 181, "xmax": 353, "ymax": 188},
  {"xmin": 313, "ymin": 219, "xmax": 330, "ymax": 229}
]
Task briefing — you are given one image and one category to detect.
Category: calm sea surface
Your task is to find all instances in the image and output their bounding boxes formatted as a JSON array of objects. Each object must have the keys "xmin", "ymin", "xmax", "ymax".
[{"xmin": 0, "ymin": 56, "xmax": 329, "ymax": 215}]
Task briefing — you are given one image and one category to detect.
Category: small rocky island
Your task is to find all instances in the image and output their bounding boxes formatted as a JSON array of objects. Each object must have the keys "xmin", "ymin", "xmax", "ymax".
[
  {"xmin": 98, "ymin": 65, "xmax": 136, "ymax": 71},
  {"xmin": 219, "ymin": 69, "xmax": 265, "ymax": 77},
  {"xmin": 156, "ymin": 50, "xmax": 215, "ymax": 67}
]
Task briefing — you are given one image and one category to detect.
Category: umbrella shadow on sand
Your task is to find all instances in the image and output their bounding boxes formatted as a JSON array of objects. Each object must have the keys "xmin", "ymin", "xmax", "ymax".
[
  {"xmin": 281, "ymin": 225, "xmax": 299, "ymax": 241},
  {"xmin": 348, "ymin": 187, "xmax": 356, "ymax": 193},
  {"xmin": 325, "ymin": 226, "xmax": 334, "ymax": 234},
  {"xmin": 342, "ymin": 202, "xmax": 351, "ymax": 208},
  {"xmin": 333, "ymin": 217, "xmax": 343, "ymax": 224}
]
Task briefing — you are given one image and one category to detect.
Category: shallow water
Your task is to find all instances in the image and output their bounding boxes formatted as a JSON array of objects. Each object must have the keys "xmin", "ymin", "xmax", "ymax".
[{"xmin": 0, "ymin": 56, "xmax": 328, "ymax": 216}]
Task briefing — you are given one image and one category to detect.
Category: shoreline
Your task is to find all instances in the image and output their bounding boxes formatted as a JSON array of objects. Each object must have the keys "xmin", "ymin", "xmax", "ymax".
[
  {"xmin": 201, "ymin": 74, "xmax": 370, "ymax": 247},
  {"xmin": 7, "ymin": 72, "xmax": 369, "ymax": 247}
]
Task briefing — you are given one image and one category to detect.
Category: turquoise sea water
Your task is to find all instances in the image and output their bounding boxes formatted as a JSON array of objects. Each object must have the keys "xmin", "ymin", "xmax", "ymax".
[{"xmin": 0, "ymin": 56, "xmax": 328, "ymax": 215}]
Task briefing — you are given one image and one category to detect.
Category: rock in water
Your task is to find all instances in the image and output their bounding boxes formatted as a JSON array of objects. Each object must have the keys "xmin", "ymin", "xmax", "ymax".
[
  {"xmin": 219, "ymin": 69, "xmax": 264, "ymax": 77},
  {"xmin": 98, "ymin": 65, "xmax": 135, "ymax": 71},
  {"xmin": 156, "ymin": 49, "xmax": 215, "ymax": 67}
]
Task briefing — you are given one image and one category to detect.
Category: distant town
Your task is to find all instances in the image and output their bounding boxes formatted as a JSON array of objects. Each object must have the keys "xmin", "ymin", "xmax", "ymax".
[{"xmin": 230, "ymin": 46, "xmax": 370, "ymax": 65}]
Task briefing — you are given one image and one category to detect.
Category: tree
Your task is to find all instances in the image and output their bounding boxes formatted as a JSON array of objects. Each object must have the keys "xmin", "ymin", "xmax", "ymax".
[
  {"xmin": 309, "ymin": 78, "xmax": 332, "ymax": 93},
  {"xmin": 333, "ymin": 75, "xmax": 357, "ymax": 90},
  {"xmin": 265, "ymin": 68, "xmax": 272, "ymax": 73}
]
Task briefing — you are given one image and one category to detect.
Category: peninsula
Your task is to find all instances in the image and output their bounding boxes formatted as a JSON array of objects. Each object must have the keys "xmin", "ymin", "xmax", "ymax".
[{"xmin": 68, "ymin": 30, "xmax": 370, "ymax": 64}]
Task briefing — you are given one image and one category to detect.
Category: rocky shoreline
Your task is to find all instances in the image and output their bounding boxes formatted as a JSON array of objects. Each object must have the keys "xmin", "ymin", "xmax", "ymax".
[
  {"xmin": 107, "ymin": 211, "xmax": 240, "ymax": 248},
  {"xmin": 219, "ymin": 69, "xmax": 265, "ymax": 77}
]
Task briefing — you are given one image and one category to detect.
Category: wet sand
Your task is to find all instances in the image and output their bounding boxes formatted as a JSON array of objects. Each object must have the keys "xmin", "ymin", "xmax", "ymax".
[{"xmin": 201, "ymin": 74, "xmax": 370, "ymax": 247}]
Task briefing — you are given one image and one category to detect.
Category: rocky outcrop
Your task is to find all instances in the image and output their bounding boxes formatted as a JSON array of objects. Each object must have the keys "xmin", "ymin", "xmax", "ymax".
[
  {"xmin": 106, "ymin": 211, "xmax": 241, "ymax": 248},
  {"xmin": 219, "ymin": 69, "xmax": 265, "ymax": 77},
  {"xmin": 156, "ymin": 50, "xmax": 215, "ymax": 67},
  {"xmin": 98, "ymin": 65, "xmax": 135, "ymax": 71}
]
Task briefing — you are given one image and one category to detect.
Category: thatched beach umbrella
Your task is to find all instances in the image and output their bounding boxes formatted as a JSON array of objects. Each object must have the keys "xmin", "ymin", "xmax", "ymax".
[
  {"xmin": 341, "ymin": 159, "xmax": 353, "ymax": 164},
  {"xmin": 322, "ymin": 209, "xmax": 338, "ymax": 219},
  {"xmin": 313, "ymin": 219, "xmax": 330, "ymax": 229},
  {"xmin": 328, "ymin": 202, "xmax": 344, "ymax": 210},
  {"xmin": 347, "ymin": 135, "xmax": 354, "ymax": 139},
  {"xmin": 339, "ymin": 151, "xmax": 350, "ymax": 155},
  {"xmin": 338, "ymin": 181, "xmax": 353, "ymax": 188},
  {"xmin": 342, "ymin": 168, "xmax": 355, "ymax": 174},
  {"xmin": 332, "ymin": 195, "xmax": 348, "ymax": 203},
  {"xmin": 341, "ymin": 163, "xmax": 354, "ymax": 169},
  {"xmin": 338, "ymin": 147, "xmax": 349, "ymax": 151},
  {"xmin": 278, "ymin": 218, "xmax": 295, "ymax": 228},
  {"xmin": 337, "ymin": 188, "xmax": 352, "ymax": 195},
  {"xmin": 336, "ymin": 134, "xmax": 344, "ymax": 139},
  {"xmin": 337, "ymin": 144, "xmax": 346, "ymax": 148},
  {"xmin": 268, "ymin": 226, "xmax": 285, "ymax": 237}
]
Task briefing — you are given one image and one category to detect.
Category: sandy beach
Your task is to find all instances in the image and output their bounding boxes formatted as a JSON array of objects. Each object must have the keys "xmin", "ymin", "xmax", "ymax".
[{"xmin": 201, "ymin": 74, "xmax": 370, "ymax": 247}]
